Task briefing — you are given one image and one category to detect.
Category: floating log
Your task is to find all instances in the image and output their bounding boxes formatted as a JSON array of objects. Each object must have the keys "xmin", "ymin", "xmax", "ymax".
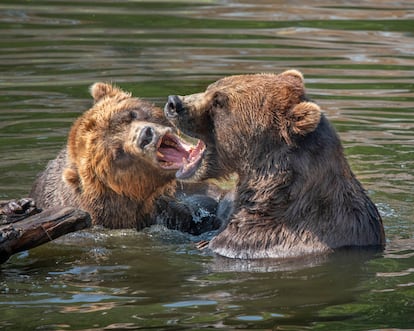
[{"xmin": 0, "ymin": 203, "xmax": 91, "ymax": 264}]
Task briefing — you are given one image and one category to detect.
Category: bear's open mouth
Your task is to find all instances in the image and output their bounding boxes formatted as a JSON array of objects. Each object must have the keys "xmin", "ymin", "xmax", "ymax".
[{"xmin": 156, "ymin": 133, "xmax": 205, "ymax": 179}]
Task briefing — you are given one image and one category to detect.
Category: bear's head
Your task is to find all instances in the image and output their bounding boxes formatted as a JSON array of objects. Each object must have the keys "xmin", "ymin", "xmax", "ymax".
[
  {"xmin": 164, "ymin": 69, "xmax": 321, "ymax": 180},
  {"xmin": 64, "ymin": 83, "xmax": 205, "ymax": 205}
]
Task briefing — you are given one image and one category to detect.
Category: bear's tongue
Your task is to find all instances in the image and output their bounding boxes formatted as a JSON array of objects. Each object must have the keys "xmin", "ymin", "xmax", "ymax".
[
  {"xmin": 157, "ymin": 134, "xmax": 205, "ymax": 177},
  {"xmin": 157, "ymin": 134, "xmax": 188, "ymax": 165}
]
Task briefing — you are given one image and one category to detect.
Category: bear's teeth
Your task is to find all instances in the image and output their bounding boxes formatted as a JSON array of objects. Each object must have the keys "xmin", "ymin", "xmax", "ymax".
[
  {"xmin": 157, "ymin": 151, "xmax": 164, "ymax": 158},
  {"xmin": 164, "ymin": 140, "xmax": 177, "ymax": 148}
]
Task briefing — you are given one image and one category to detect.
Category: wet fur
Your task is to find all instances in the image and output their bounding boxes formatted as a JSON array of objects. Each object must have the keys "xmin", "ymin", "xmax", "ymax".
[
  {"xmin": 165, "ymin": 70, "xmax": 385, "ymax": 258},
  {"xmin": 31, "ymin": 83, "xmax": 224, "ymax": 232}
]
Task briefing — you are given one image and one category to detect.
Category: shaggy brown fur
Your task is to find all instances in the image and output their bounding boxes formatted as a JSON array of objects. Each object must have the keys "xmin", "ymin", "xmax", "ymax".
[
  {"xmin": 30, "ymin": 83, "xmax": 223, "ymax": 232},
  {"xmin": 164, "ymin": 69, "xmax": 385, "ymax": 259}
]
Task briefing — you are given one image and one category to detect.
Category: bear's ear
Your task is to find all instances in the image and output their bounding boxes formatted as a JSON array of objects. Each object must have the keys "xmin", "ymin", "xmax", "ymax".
[
  {"xmin": 281, "ymin": 101, "xmax": 321, "ymax": 144},
  {"xmin": 290, "ymin": 101, "xmax": 321, "ymax": 135},
  {"xmin": 89, "ymin": 82, "xmax": 130, "ymax": 103},
  {"xmin": 279, "ymin": 69, "xmax": 304, "ymax": 84}
]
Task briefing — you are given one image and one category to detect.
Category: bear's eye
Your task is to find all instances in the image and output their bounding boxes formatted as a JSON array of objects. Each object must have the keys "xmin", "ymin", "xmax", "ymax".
[
  {"xmin": 124, "ymin": 109, "xmax": 142, "ymax": 123},
  {"xmin": 129, "ymin": 110, "xmax": 138, "ymax": 120},
  {"xmin": 112, "ymin": 111, "xmax": 133, "ymax": 126},
  {"xmin": 129, "ymin": 109, "xmax": 149, "ymax": 121},
  {"xmin": 212, "ymin": 92, "xmax": 228, "ymax": 109},
  {"xmin": 112, "ymin": 110, "xmax": 142, "ymax": 126}
]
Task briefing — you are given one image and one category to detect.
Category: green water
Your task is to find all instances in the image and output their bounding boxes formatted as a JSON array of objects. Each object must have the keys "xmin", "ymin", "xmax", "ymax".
[{"xmin": 0, "ymin": 0, "xmax": 413, "ymax": 330}]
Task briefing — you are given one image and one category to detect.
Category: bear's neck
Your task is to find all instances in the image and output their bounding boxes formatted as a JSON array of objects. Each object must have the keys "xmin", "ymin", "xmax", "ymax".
[
  {"xmin": 80, "ymin": 179, "xmax": 176, "ymax": 230},
  {"xmin": 235, "ymin": 155, "xmax": 293, "ymax": 222},
  {"xmin": 234, "ymin": 116, "xmax": 357, "ymax": 223},
  {"xmin": 80, "ymin": 189, "xmax": 151, "ymax": 229}
]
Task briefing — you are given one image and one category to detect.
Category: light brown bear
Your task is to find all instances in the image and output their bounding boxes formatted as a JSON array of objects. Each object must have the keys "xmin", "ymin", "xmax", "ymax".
[
  {"xmin": 30, "ymin": 82, "xmax": 221, "ymax": 233},
  {"xmin": 164, "ymin": 69, "xmax": 386, "ymax": 259}
]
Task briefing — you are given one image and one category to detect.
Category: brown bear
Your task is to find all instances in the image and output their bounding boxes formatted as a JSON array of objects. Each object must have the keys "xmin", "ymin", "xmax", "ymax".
[
  {"xmin": 164, "ymin": 69, "xmax": 386, "ymax": 259},
  {"xmin": 30, "ymin": 82, "xmax": 222, "ymax": 233}
]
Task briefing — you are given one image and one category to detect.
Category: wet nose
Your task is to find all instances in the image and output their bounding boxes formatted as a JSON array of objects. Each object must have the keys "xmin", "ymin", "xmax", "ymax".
[
  {"xmin": 138, "ymin": 126, "xmax": 155, "ymax": 149},
  {"xmin": 165, "ymin": 95, "xmax": 183, "ymax": 118}
]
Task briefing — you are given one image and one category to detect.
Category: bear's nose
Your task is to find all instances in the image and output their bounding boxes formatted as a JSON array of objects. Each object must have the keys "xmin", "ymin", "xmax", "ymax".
[
  {"xmin": 165, "ymin": 95, "xmax": 183, "ymax": 118},
  {"xmin": 138, "ymin": 126, "xmax": 155, "ymax": 149}
]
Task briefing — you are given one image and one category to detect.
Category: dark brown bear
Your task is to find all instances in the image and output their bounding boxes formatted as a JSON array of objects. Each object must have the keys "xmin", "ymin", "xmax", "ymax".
[
  {"xmin": 164, "ymin": 69, "xmax": 386, "ymax": 259},
  {"xmin": 30, "ymin": 82, "xmax": 221, "ymax": 233}
]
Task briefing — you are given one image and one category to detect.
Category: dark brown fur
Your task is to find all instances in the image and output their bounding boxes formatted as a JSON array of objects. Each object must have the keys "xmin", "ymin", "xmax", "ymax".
[
  {"xmin": 165, "ymin": 69, "xmax": 385, "ymax": 258},
  {"xmin": 30, "ymin": 83, "xmax": 223, "ymax": 232}
]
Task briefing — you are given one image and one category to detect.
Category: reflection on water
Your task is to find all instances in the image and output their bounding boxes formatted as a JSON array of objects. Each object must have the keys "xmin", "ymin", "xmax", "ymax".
[{"xmin": 0, "ymin": 0, "xmax": 413, "ymax": 330}]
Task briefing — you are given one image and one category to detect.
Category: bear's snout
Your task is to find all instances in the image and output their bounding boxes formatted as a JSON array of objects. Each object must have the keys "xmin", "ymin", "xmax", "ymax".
[
  {"xmin": 165, "ymin": 95, "xmax": 184, "ymax": 118},
  {"xmin": 138, "ymin": 126, "xmax": 155, "ymax": 149}
]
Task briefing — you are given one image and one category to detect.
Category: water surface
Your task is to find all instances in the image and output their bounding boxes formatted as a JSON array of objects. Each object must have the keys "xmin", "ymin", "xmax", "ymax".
[{"xmin": 0, "ymin": 0, "xmax": 413, "ymax": 330}]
